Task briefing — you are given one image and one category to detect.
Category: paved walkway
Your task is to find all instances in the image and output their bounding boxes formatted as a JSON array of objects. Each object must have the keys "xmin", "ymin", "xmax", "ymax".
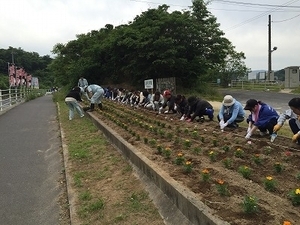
[{"xmin": 0, "ymin": 95, "xmax": 63, "ymax": 225}]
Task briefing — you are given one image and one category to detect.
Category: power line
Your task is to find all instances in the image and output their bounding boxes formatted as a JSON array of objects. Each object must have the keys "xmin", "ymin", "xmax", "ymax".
[
  {"xmin": 273, "ymin": 13, "xmax": 300, "ymax": 22},
  {"xmin": 220, "ymin": 0, "xmax": 300, "ymax": 32},
  {"xmin": 212, "ymin": 0, "xmax": 300, "ymax": 8}
]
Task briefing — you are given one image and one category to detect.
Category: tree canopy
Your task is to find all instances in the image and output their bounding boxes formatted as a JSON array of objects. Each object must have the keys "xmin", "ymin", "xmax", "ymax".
[
  {"xmin": 1, "ymin": 0, "xmax": 248, "ymax": 91},
  {"xmin": 49, "ymin": 0, "xmax": 248, "ymax": 89}
]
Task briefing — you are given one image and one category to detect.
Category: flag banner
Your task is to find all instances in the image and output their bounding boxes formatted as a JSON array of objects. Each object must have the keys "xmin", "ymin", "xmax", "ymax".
[
  {"xmin": 27, "ymin": 75, "xmax": 32, "ymax": 87},
  {"xmin": 9, "ymin": 64, "xmax": 16, "ymax": 87}
]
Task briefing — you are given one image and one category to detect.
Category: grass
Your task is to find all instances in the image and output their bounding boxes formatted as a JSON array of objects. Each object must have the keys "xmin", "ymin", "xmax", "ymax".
[{"xmin": 56, "ymin": 92, "xmax": 164, "ymax": 225}]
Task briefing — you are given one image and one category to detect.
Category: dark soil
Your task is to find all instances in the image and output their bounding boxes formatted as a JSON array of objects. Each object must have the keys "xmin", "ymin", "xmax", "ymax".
[{"xmin": 86, "ymin": 99, "xmax": 300, "ymax": 225}]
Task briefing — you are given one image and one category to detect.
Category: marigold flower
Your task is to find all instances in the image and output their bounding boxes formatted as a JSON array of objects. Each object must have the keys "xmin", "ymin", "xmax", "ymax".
[
  {"xmin": 283, "ymin": 221, "xmax": 291, "ymax": 225},
  {"xmin": 202, "ymin": 169, "xmax": 209, "ymax": 174},
  {"xmin": 217, "ymin": 179, "xmax": 224, "ymax": 185},
  {"xmin": 185, "ymin": 161, "xmax": 191, "ymax": 165},
  {"xmin": 266, "ymin": 176, "xmax": 273, "ymax": 180},
  {"xmin": 209, "ymin": 151, "xmax": 214, "ymax": 155},
  {"xmin": 295, "ymin": 188, "xmax": 300, "ymax": 195},
  {"xmin": 177, "ymin": 153, "xmax": 183, "ymax": 157}
]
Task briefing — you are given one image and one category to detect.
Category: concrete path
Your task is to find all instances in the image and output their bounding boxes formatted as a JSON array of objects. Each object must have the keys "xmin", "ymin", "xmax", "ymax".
[{"xmin": 0, "ymin": 95, "xmax": 63, "ymax": 225}]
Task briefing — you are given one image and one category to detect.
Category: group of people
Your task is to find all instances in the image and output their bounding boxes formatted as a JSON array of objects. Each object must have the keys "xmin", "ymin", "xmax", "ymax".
[
  {"xmin": 105, "ymin": 88, "xmax": 215, "ymax": 122},
  {"xmin": 218, "ymin": 94, "xmax": 300, "ymax": 144},
  {"xmin": 65, "ymin": 76, "xmax": 300, "ymax": 145},
  {"xmin": 64, "ymin": 76, "xmax": 106, "ymax": 120}
]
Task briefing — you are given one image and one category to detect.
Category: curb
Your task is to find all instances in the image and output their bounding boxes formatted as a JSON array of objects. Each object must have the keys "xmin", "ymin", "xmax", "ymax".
[
  {"xmin": 86, "ymin": 111, "xmax": 230, "ymax": 225},
  {"xmin": 57, "ymin": 104, "xmax": 80, "ymax": 225}
]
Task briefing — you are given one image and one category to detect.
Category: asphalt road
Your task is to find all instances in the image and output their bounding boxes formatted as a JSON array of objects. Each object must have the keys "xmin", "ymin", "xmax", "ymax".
[
  {"xmin": 0, "ymin": 95, "xmax": 63, "ymax": 225},
  {"xmin": 220, "ymin": 89, "xmax": 297, "ymax": 112}
]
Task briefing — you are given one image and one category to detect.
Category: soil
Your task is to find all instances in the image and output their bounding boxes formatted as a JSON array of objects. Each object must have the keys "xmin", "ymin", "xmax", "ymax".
[{"xmin": 87, "ymin": 99, "xmax": 300, "ymax": 225}]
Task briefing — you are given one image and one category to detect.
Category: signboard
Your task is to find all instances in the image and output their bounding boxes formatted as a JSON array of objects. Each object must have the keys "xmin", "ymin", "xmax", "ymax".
[{"xmin": 144, "ymin": 79, "xmax": 153, "ymax": 89}]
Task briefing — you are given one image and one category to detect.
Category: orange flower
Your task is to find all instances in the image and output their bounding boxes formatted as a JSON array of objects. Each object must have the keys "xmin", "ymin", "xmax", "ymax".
[
  {"xmin": 283, "ymin": 221, "xmax": 291, "ymax": 225},
  {"xmin": 217, "ymin": 179, "xmax": 224, "ymax": 185},
  {"xmin": 202, "ymin": 169, "xmax": 209, "ymax": 174}
]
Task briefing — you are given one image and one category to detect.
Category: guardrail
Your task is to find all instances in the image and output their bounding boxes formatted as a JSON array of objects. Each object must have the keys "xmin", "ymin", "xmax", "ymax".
[{"xmin": 0, "ymin": 88, "xmax": 29, "ymax": 112}]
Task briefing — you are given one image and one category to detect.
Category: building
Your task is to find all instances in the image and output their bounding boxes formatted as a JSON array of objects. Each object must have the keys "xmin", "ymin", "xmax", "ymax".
[{"xmin": 285, "ymin": 66, "xmax": 300, "ymax": 88}]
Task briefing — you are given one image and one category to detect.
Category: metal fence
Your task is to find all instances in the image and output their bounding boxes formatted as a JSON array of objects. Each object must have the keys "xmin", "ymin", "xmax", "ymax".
[{"xmin": 0, "ymin": 88, "xmax": 28, "ymax": 112}]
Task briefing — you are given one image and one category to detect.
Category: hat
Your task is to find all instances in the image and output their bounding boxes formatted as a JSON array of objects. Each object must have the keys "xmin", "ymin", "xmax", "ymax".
[
  {"xmin": 244, "ymin": 99, "xmax": 258, "ymax": 110},
  {"xmin": 222, "ymin": 95, "xmax": 235, "ymax": 107},
  {"xmin": 163, "ymin": 90, "xmax": 171, "ymax": 96}
]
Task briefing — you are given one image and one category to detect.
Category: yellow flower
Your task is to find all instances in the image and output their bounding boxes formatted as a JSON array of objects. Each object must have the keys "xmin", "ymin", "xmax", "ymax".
[
  {"xmin": 202, "ymin": 169, "xmax": 209, "ymax": 174},
  {"xmin": 165, "ymin": 147, "xmax": 171, "ymax": 151},
  {"xmin": 185, "ymin": 161, "xmax": 191, "ymax": 165},
  {"xmin": 266, "ymin": 176, "xmax": 273, "ymax": 181},
  {"xmin": 185, "ymin": 139, "xmax": 190, "ymax": 142},
  {"xmin": 295, "ymin": 188, "xmax": 300, "ymax": 195},
  {"xmin": 209, "ymin": 151, "xmax": 214, "ymax": 155},
  {"xmin": 177, "ymin": 153, "xmax": 183, "ymax": 157},
  {"xmin": 237, "ymin": 148, "xmax": 242, "ymax": 151}
]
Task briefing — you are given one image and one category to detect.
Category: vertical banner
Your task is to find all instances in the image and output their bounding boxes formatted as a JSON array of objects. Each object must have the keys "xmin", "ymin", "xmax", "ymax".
[
  {"xmin": 8, "ymin": 64, "xmax": 16, "ymax": 87},
  {"xmin": 27, "ymin": 75, "xmax": 32, "ymax": 88}
]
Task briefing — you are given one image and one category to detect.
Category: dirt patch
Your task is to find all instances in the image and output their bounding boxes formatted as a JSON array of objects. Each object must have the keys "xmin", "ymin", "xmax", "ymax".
[{"xmin": 86, "ymin": 99, "xmax": 300, "ymax": 225}]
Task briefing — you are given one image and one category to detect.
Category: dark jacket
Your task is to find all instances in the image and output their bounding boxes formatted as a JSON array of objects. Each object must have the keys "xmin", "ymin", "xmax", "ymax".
[
  {"xmin": 162, "ymin": 95, "xmax": 177, "ymax": 112},
  {"xmin": 66, "ymin": 87, "xmax": 82, "ymax": 102},
  {"xmin": 188, "ymin": 99, "xmax": 213, "ymax": 121},
  {"xmin": 176, "ymin": 96, "xmax": 189, "ymax": 116},
  {"xmin": 247, "ymin": 103, "xmax": 278, "ymax": 128}
]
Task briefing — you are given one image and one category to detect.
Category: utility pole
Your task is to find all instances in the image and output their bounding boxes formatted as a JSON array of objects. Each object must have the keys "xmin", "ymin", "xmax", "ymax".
[
  {"xmin": 267, "ymin": 15, "xmax": 277, "ymax": 82},
  {"xmin": 268, "ymin": 15, "xmax": 271, "ymax": 81}
]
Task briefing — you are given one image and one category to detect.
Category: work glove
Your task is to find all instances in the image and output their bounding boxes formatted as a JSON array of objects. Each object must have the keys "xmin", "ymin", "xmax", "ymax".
[
  {"xmin": 273, "ymin": 124, "xmax": 282, "ymax": 133},
  {"xmin": 219, "ymin": 120, "xmax": 224, "ymax": 126},
  {"xmin": 292, "ymin": 132, "xmax": 300, "ymax": 142},
  {"xmin": 245, "ymin": 132, "xmax": 252, "ymax": 139},
  {"xmin": 164, "ymin": 110, "xmax": 169, "ymax": 114},
  {"xmin": 220, "ymin": 122, "xmax": 228, "ymax": 130},
  {"xmin": 158, "ymin": 107, "xmax": 163, "ymax": 114},
  {"xmin": 180, "ymin": 116, "xmax": 185, "ymax": 121}
]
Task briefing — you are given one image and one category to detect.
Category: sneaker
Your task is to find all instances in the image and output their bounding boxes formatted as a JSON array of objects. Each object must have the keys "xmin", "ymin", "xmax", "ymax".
[
  {"xmin": 259, "ymin": 131, "xmax": 268, "ymax": 136},
  {"xmin": 80, "ymin": 115, "xmax": 84, "ymax": 118}
]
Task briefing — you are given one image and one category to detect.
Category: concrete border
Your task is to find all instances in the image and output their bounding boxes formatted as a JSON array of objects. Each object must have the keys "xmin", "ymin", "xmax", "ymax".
[{"xmin": 86, "ymin": 112, "xmax": 230, "ymax": 225}]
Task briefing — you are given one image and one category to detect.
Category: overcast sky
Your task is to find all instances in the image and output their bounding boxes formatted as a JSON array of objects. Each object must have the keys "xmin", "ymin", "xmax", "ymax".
[{"xmin": 1, "ymin": 0, "xmax": 299, "ymax": 71}]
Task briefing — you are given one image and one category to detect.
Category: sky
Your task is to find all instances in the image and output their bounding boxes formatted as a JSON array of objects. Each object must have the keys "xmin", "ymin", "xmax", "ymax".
[{"xmin": 1, "ymin": 0, "xmax": 299, "ymax": 71}]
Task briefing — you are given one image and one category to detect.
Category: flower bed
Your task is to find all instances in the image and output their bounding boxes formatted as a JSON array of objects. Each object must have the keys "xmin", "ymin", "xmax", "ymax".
[{"xmin": 85, "ymin": 99, "xmax": 300, "ymax": 225}]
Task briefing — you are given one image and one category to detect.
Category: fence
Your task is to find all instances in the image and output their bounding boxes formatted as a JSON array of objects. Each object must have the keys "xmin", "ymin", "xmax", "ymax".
[
  {"xmin": 230, "ymin": 80, "xmax": 283, "ymax": 91},
  {"xmin": 0, "ymin": 87, "xmax": 29, "ymax": 112}
]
